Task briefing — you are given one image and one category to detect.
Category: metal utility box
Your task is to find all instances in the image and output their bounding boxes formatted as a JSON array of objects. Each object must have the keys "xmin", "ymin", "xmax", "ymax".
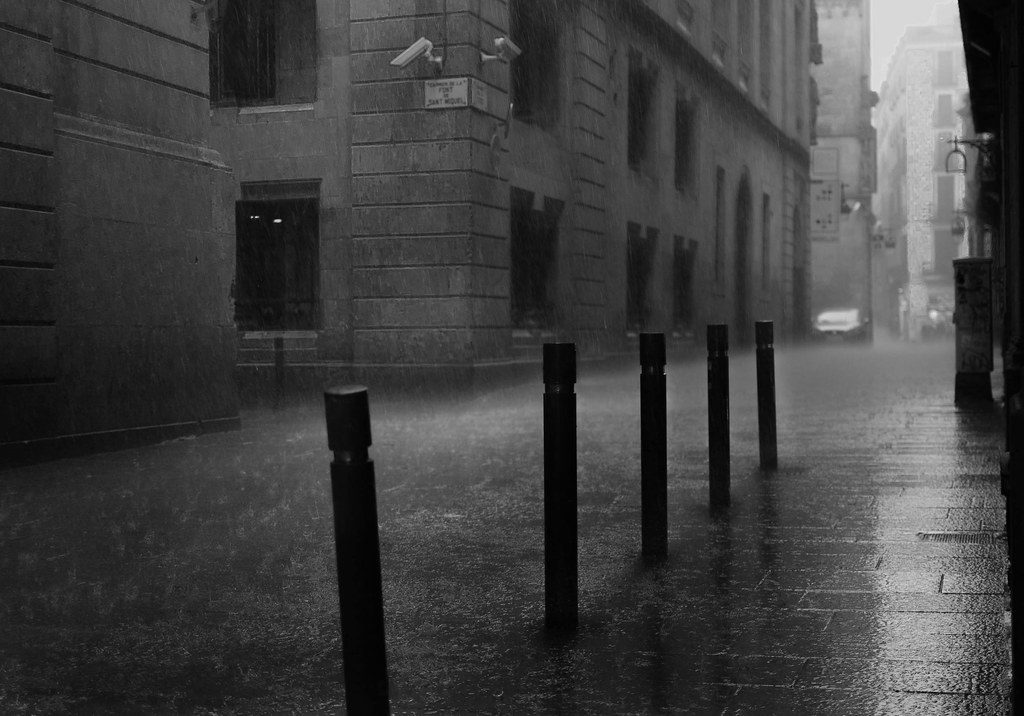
[{"xmin": 953, "ymin": 258, "xmax": 994, "ymax": 403}]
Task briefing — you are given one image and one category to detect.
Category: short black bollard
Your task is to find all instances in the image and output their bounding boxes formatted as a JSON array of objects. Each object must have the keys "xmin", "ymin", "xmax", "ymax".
[
  {"xmin": 324, "ymin": 386, "xmax": 390, "ymax": 715},
  {"xmin": 707, "ymin": 325, "xmax": 730, "ymax": 508},
  {"xmin": 639, "ymin": 333, "xmax": 667, "ymax": 560},
  {"xmin": 755, "ymin": 321, "xmax": 778, "ymax": 470},
  {"xmin": 274, "ymin": 336, "xmax": 285, "ymax": 409},
  {"xmin": 543, "ymin": 343, "xmax": 578, "ymax": 630}
]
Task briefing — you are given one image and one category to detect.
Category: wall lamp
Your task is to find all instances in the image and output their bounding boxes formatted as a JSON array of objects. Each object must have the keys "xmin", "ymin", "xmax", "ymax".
[
  {"xmin": 945, "ymin": 134, "xmax": 996, "ymax": 177},
  {"xmin": 840, "ymin": 183, "xmax": 860, "ymax": 214}
]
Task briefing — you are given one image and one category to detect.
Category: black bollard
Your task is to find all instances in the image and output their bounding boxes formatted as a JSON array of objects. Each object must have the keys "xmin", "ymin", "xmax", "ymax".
[
  {"xmin": 755, "ymin": 321, "xmax": 778, "ymax": 470},
  {"xmin": 543, "ymin": 343, "xmax": 578, "ymax": 629},
  {"xmin": 274, "ymin": 336, "xmax": 285, "ymax": 409},
  {"xmin": 707, "ymin": 325, "xmax": 730, "ymax": 508},
  {"xmin": 639, "ymin": 333, "xmax": 667, "ymax": 560},
  {"xmin": 324, "ymin": 386, "xmax": 390, "ymax": 715}
]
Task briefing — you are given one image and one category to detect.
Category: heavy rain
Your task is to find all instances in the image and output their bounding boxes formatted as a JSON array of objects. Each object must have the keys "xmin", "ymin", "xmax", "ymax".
[{"xmin": 0, "ymin": 0, "xmax": 1018, "ymax": 713}]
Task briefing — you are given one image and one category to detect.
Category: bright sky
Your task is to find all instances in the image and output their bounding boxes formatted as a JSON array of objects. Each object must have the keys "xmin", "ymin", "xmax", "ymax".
[{"xmin": 870, "ymin": 0, "xmax": 957, "ymax": 89}]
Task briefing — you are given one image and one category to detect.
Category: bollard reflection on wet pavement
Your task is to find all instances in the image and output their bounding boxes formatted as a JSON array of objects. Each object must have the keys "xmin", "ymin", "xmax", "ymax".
[{"xmin": 0, "ymin": 341, "xmax": 1010, "ymax": 713}]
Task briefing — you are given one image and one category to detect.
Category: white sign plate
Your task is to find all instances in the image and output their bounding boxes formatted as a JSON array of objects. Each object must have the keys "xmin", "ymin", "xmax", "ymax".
[
  {"xmin": 470, "ymin": 78, "xmax": 488, "ymax": 111},
  {"xmin": 425, "ymin": 78, "xmax": 469, "ymax": 109}
]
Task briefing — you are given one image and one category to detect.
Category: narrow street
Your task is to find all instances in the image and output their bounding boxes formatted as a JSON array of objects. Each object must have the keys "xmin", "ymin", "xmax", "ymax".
[{"xmin": 0, "ymin": 338, "xmax": 1009, "ymax": 713}]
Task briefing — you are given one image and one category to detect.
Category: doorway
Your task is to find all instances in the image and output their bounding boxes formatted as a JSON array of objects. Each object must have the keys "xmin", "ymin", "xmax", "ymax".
[
  {"xmin": 734, "ymin": 171, "xmax": 752, "ymax": 344},
  {"xmin": 235, "ymin": 195, "xmax": 319, "ymax": 330}
]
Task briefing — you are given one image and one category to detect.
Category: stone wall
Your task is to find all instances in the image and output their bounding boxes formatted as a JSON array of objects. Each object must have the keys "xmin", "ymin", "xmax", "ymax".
[
  {"xmin": 348, "ymin": 0, "xmax": 511, "ymax": 365},
  {"xmin": 0, "ymin": 2, "xmax": 57, "ymax": 443},
  {"xmin": 1, "ymin": 1, "xmax": 237, "ymax": 457}
]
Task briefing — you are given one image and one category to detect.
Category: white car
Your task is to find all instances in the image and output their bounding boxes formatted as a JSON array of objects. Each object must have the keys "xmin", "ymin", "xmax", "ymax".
[{"xmin": 812, "ymin": 308, "xmax": 871, "ymax": 343}]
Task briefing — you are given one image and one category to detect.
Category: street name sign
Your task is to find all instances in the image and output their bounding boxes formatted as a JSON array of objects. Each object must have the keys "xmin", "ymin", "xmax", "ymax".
[{"xmin": 424, "ymin": 78, "xmax": 489, "ymax": 111}]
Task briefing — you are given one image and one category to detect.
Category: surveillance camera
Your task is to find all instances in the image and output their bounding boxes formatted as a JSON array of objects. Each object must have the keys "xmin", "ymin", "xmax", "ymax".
[
  {"xmin": 390, "ymin": 37, "xmax": 439, "ymax": 68},
  {"xmin": 480, "ymin": 36, "xmax": 523, "ymax": 64},
  {"xmin": 494, "ymin": 36, "xmax": 522, "ymax": 60}
]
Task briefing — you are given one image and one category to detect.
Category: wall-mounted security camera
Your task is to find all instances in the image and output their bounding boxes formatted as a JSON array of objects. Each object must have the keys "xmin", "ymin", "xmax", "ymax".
[
  {"xmin": 494, "ymin": 36, "xmax": 522, "ymax": 60},
  {"xmin": 390, "ymin": 37, "xmax": 443, "ymax": 69},
  {"xmin": 480, "ymin": 36, "xmax": 523, "ymax": 64}
]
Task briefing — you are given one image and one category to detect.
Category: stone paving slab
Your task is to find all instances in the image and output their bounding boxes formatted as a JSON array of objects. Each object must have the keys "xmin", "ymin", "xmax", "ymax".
[{"xmin": 0, "ymin": 341, "xmax": 1011, "ymax": 713}]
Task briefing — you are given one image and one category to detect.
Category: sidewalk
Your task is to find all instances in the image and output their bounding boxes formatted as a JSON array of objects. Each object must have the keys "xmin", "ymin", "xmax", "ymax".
[{"xmin": 0, "ymin": 340, "xmax": 1009, "ymax": 714}]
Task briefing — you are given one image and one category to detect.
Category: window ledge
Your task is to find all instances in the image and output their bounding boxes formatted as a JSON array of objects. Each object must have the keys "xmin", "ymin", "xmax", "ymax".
[
  {"xmin": 237, "ymin": 103, "xmax": 315, "ymax": 115},
  {"xmin": 241, "ymin": 330, "xmax": 319, "ymax": 339},
  {"xmin": 629, "ymin": 165, "xmax": 658, "ymax": 184}
]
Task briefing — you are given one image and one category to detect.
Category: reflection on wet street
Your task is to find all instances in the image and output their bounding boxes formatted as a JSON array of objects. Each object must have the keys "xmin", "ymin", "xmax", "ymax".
[{"xmin": 0, "ymin": 340, "xmax": 1009, "ymax": 713}]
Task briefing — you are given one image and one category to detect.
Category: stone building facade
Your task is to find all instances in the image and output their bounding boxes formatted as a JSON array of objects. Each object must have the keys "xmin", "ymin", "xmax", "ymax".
[
  {"xmin": 875, "ymin": 5, "xmax": 969, "ymax": 341},
  {"xmin": 209, "ymin": 0, "xmax": 816, "ymax": 384},
  {"xmin": 0, "ymin": 2, "xmax": 238, "ymax": 460},
  {"xmin": 959, "ymin": 0, "xmax": 1024, "ymax": 686},
  {"xmin": 809, "ymin": 0, "xmax": 878, "ymax": 328}
]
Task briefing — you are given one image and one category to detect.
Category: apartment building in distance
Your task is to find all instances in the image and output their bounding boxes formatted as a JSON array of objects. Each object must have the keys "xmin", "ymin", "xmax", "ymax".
[
  {"xmin": 809, "ymin": 0, "xmax": 878, "ymax": 330},
  {"xmin": 208, "ymin": 0, "xmax": 819, "ymax": 387},
  {"xmin": 875, "ymin": 3, "xmax": 970, "ymax": 340}
]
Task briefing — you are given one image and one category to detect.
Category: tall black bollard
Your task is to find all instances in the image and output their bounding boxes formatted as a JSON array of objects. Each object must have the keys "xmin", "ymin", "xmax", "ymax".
[
  {"xmin": 639, "ymin": 333, "xmax": 667, "ymax": 560},
  {"xmin": 543, "ymin": 343, "xmax": 578, "ymax": 630},
  {"xmin": 324, "ymin": 386, "xmax": 390, "ymax": 715},
  {"xmin": 755, "ymin": 321, "xmax": 778, "ymax": 470},
  {"xmin": 707, "ymin": 325, "xmax": 730, "ymax": 508}
]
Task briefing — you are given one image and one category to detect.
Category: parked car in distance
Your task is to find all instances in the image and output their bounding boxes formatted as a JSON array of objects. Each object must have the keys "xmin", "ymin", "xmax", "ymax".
[{"xmin": 812, "ymin": 308, "xmax": 871, "ymax": 343}]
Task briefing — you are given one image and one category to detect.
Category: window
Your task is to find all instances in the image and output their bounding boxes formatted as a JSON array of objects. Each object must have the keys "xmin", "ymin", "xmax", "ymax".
[
  {"xmin": 210, "ymin": 0, "xmax": 317, "ymax": 106},
  {"xmin": 235, "ymin": 183, "xmax": 320, "ymax": 330},
  {"xmin": 734, "ymin": 174, "xmax": 752, "ymax": 339},
  {"xmin": 935, "ymin": 175, "xmax": 955, "ymax": 222},
  {"xmin": 809, "ymin": 76, "xmax": 819, "ymax": 143},
  {"xmin": 761, "ymin": 193, "xmax": 772, "ymax": 289},
  {"xmin": 738, "ymin": 0, "xmax": 753, "ymax": 88},
  {"xmin": 628, "ymin": 50, "xmax": 657, "ymax": 170},
  {"xmin": 713, "ymin": 0, "xmax": 731, "ymax": 38},
  {"xmin": 674, "ymin": 96, "xmax": 695, "ymax": 190},
  {"xmin": 759, "ymin": 0, "xmax": 773, "ymax": 104},
  {"xmin": 714, "ymin": 166, "xmax": 726, "ymax": 282},
  {"xmin": 792, "ymin": 206, "xmax": 808, "ymax": 337},
  {"xmin": 626, "ymin": 224, "xmax": 657, "ymax": 331},
  {"xmin": 511, "ymin": 0, "xmax": 562, "ymax": 126},
  {"xmin": 794, "ymin": 3, "xmax": 804, "ymax": 131},
  {"xmin": 934, "ymin": 131, "xmax": 953, "ymax": 171},
  {"xmin": 932, "ymin": 228, "xmax": 954, "ymax": 278},
  {"xmin": 809, "ymin": 1, "xmax": 822, "ymax": 64},
  {"xmin": 936, "ymin": 50, "xmax": 954, "ymax": 86},
  {"xmin": 934, "ymin": 94, "xmax": 954, "ymax": 126},
  {"xmin": 675, "ymin": 0, "xmax": 694, "ymax": 33},
  {"xmin": 712, "ymin": 0, "xmax": 731, "ymax": 65},
  {"xmin": 672, "ymin": 236, "xmax": 697, "ymax": 333},
  {"xmin": 510, "ymin": 188, "xmax": 562, "ymax": 328}
]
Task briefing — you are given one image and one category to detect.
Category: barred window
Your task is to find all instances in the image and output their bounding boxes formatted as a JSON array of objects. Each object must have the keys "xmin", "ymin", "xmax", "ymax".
[{"xmin": 210, "ymin": 0, "xmax": 317, "ymax": 106}]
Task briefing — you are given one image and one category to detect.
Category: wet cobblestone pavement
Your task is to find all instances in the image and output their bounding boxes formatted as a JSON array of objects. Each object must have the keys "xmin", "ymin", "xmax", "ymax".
[{"xmin": 0, "ymin": 339, "xmax": 1011, "ymax": 714}]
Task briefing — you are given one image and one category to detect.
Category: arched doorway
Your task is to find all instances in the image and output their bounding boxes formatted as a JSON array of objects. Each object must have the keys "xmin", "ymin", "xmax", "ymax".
[
  {"xmin": 792, "ymin": 207, "xmax": 808, "ymax": 339},
  {"xmin": 734, "ymin": 171, "xmax": 752, "ymax": 344}
]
